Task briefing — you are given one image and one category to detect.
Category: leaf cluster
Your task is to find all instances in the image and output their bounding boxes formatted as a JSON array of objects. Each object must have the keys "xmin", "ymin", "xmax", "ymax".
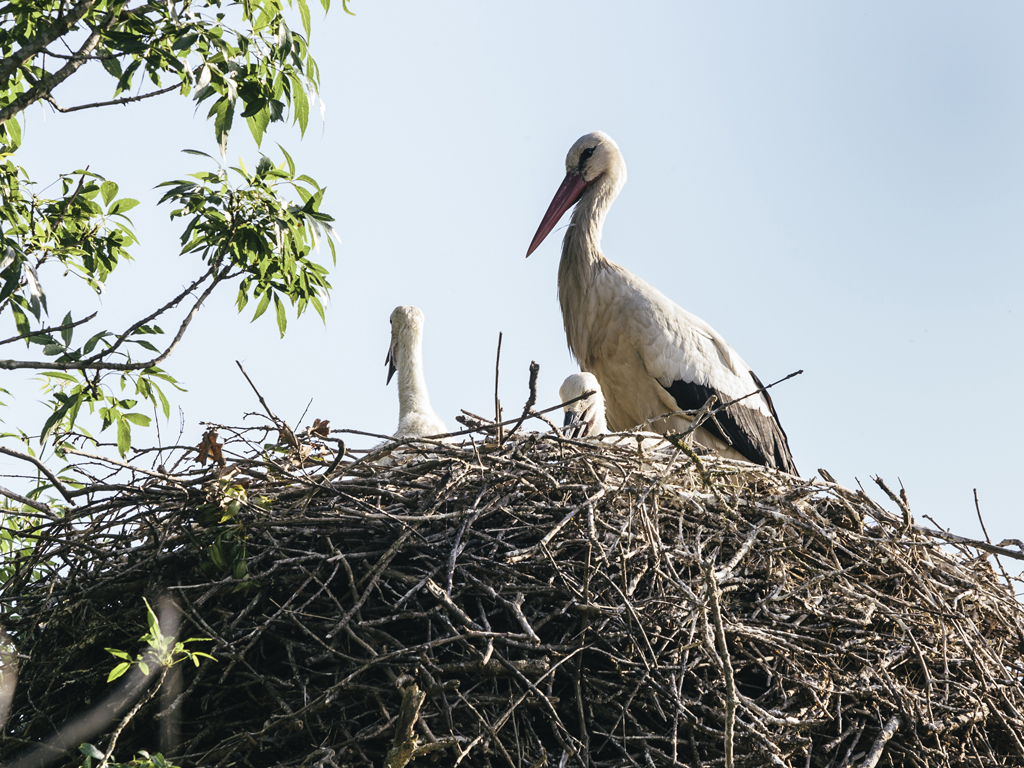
[
  {"xmin": 0, "ymin": 0, "xmax": 342, "ymax": 463},
  {"xmin": 104, "ymin": 598, "xmax": 214, "ymax": 683}
]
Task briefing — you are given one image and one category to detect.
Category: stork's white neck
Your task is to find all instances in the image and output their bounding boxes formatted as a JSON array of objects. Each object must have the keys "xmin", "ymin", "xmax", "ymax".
[
  {"xmin": 396, "ymin": 334, "xmax": 435, "ymax": 424},
  {"xmin": 557, "ymin": 170, "xmax": 624, "ymax": 364}
]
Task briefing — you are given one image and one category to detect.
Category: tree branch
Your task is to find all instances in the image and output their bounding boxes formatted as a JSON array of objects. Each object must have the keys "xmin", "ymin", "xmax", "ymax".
[
  {"xmin": 0, "ymin": 311, "xmax": 97, "ymax": 347},
  {"xmin": 84, "ymin": 263, "xmax": 219, "ymax": 364},
  {"xmin": 0, "ymin": 0, "xmax": 101, "ymax": 87},
  {"xmin": 0, "ymin": 11, "xmax": 114, "ymax": 125},
  {"xmin": 0, "ymin": 484, "xmax": 53, "ymax": 516},
  {"xmin": 0, "ymin": 266, "xmax": 228, "ymax": 373},
  {"xmin": 43, "ymin": 83, "xmax": 179, "ymax": 114},
  {"xmin": 0, "ymin": 446, "xmax": 75, "ymax": 504}
]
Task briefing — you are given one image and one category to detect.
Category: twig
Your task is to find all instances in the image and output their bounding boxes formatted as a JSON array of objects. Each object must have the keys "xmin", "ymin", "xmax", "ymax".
[
  {"xmin": 502, "ymin": 361, "xmax": 540, "ymax": 443},
  {"xmin": 98, "ymin": 667, "xmax": 169, "ymax": 768},
  {"xmin": 383, "ymin": 682, "xmax": 426, "ymax": 768},
  {"xmin": 909, "ymin": 524, "xmax": 1024, "ymax": 562},
  {"xmin": 453, "ymin": 392, "xmax": 590, "ymax": 439},
  {"xmin": 43, "ymin": 83, "xmax": 178, "ymax": 114},
  {"xmin": 59, "ymin": 446, "xmax": 191, "ymax": 485},
  {"xmin": 702, "ymin": 562, "xmax": 736, "ymax": 768},
  {"xmin": 235, "ymin": 361, "xmax": 298, "ymax": 449},
  {"xmin": 0, "ymin": 311, "xmax": 97, "ymax": 347},
  {"xmin": 857, "ymin": 715, "xmax": 899, "ymax": 768},
  {"xmin": 0, "ymin": 0, "xmax": 99, "ymax": 85},
  {"xmin": 0, "ymin": 265, "xmax": 230, "ymax": 373},
  {"xmin": 872, "ymin": 476, "xmax": 912, "ymax": 535},
  {"xmin": 493, "ymin": 332, "xmax": 503, "ymax": 444},
  {"xmin": 0, "ymin": 9, "xmax": 116, "ymax": 125}
]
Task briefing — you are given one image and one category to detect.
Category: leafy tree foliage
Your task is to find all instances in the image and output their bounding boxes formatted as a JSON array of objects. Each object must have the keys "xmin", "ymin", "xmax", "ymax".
[{"xmin": 0, "ymin": 0, "xmax": 343, "ymax": 473}]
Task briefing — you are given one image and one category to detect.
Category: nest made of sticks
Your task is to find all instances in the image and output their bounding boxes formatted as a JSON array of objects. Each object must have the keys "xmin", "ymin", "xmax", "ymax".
[{"xmin": 2, "ymin": 426, "xmax": 1024, "ymax": 768}]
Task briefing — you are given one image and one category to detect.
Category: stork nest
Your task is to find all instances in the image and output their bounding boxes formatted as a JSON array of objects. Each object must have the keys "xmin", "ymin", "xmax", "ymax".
[{"xmin": 2, "ymin": 427, "xmax": 1024, "ymax": 768}]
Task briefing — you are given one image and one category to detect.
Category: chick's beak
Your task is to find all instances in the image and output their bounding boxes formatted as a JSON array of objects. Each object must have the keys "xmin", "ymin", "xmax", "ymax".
[
  {"xmin": 385, "ymin": 348, "xmax": 397, "ymax": 385},
  {"xmin": 562, "ymin": 409, "xmax": 584, "ymax": 439}
]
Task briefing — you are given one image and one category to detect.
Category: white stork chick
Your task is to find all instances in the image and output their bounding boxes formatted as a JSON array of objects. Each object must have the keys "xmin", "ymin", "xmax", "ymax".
[
  {"xmin": 559, "ymin": 372, "xmax": 608, "ymax": 438},
  {"xmin": 527, "ymin": 132, "xmax": 798, "ymax": 475},
  {"xmin": 385, "ymin": 306, "xmax": 447, "ymax": 439}
]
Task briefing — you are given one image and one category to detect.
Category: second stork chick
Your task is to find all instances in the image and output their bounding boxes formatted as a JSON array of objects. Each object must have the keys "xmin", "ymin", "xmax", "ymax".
[
  {"xmin": 559, "ymin": 372, "xmax": 608, "ymax": 438},
  {"xmin": 386, "ymin": 306, "xmax": 447, "ymax": 439}
]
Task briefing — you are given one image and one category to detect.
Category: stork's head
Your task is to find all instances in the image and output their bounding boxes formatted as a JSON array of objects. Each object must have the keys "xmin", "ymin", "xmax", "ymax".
[
  {"xmin": 386, "ymin": 305, "xmax": 425, "ymax": 385},
  {"xmin": 565, "ymin": 131, "xmax": 623, "ymax": 183},
  {"xmin": 559, "ymin": 372, "xmax": 608, "ymax": 438},
  {"xmin": 527, "ymin": 131, "xmax": 627, "ymax": 257}
]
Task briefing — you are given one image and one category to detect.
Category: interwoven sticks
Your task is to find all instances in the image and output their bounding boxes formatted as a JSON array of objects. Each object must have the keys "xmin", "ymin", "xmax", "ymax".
[{"xmin": 2, "ymin": 432, "xmax": 1023, "ymax": 767}]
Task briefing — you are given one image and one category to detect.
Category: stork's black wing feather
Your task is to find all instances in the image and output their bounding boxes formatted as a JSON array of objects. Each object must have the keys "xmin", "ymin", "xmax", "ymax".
[{"xmin": 663, "ymin": 373, "xmax": 798, "ymax": 475}]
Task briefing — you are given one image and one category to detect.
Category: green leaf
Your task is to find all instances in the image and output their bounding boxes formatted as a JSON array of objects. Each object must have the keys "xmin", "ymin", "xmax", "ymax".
[
  {"xmin": 123, "ymin": 412, "xmax": 152, "ymax": 427},
  {"xmin": 79, "ymin": 743, "xmax": 105, "ymax": 759},
  {"xmin": 3, "ymin": 116, "xmax": 21, "ymax": 148},
  {"xmin": 297, "ymin": 0, "xmax": 312, "ymax": 38},
  {"xmin": 292, "ymin": 77, "xmax": 309, "ymax": 135},
  {"xmin": 116, "ymin": 417, "xmax": 131, "ymax": 457},
  {"xmin": 41, "ymin": 393, "xmax": 78, "ymax": 443},
  {"xmin": 41, "ymin": 372, "xmax": 79, "ymax": 384},
  {"xmin": 100, "ymin": 180, "xmax": 118, "ymax": 206},
  {"xmin": 251, "ymin": 292, "xmax": 271, "ymax": 321},
  {"xmin": 246, "ymin": 108, "xmax": 270, "ymax": 147},
  {"xmin": 106, "ymin": 648, "xmax": 132, "ymax": 661},
  {"xmin": 173, "ymin": 33, "xmax": 200, "ymax": 50},
  {"xmin": 145, "ymin": 598, "xmax": 161, "ymax": 637},
  {"xmin": 109, "ymin": 198, "xmax": 140, "ymax": 215},
  {"xmin": 181, "ymin": 149, "xmax": 217, "ymax": 160},
  {"xmin": 11, "ymin": 303, "xmax": 29, "ymax": 339},
  {"xmin": 155, "ymin": 386, "xmax": 171, "ymax": 418},
  {"xmin": 60, "ymin": 312, "xmax": 74, "ymax": 346},
  {"xmin": 213, "ymin": 98, "xmax": 234, "ymax": 157},
  {"xmin": 107, "ymin": 662, "xmax": 131, "ymax": 682},
  {"xmin": 274, "ymin": 294, "xmax": 287, "ymax": 338},
  {"xmin": 277, "ymin": 143, "xmax": 296, "ymax": 176}
]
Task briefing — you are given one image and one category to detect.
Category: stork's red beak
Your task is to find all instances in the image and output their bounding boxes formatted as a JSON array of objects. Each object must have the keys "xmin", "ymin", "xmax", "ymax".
[{"xmin": 526, "ymin": 171, "xmax": 592, "ymax": 257}]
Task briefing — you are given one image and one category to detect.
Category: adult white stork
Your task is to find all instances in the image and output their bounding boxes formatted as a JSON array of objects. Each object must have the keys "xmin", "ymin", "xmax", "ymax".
[
  {"xmin": 527, "ymin": 132, "xmax": 798, "ymax": 474},
  {"xmin": 385, "ymin": 306, "xmax": 447, "ymax": 439},
  {"xmin": 559, "ymin": 372, "xmax": 608, "ymax": 438}
]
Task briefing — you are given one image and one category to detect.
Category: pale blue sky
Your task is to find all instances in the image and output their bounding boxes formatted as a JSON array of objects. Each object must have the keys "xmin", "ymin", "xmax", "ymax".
[{"xmin": 10, "ymin": 2, "xmax": 1024, "ymax": 543}]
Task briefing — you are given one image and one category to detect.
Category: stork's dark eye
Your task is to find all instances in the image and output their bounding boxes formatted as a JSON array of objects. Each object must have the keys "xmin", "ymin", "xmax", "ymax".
[{"xmin": 580, "ymin": 147, "xmax": 596, "ymax": 164}]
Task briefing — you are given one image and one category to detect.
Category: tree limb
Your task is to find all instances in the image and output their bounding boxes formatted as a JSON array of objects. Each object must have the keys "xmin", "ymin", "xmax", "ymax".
[
  {"xmin": 84, "ymin": 263, "xmax": 220, "ymax": 364},
  {"xmin": 0, "ymin": 484, "xmax": 53, "ymax": 516},
  {"xmin": 43, "ymin": 83, "xmax": 179, "ymax": 114},
  {"xmin": 0, "ymin": 0, "xmax": 101, "ymax": 87},
  {"xmin": 0, "ymin": 266, "xmax": 228, "ymax": 373},
  {"xmin": 0, "ymin": 10, "xmax": 115, "ymax": 125},
  {"xmin": 0, "ymin": 445, "xmax": 75, "ymax": 504},
  {"xmin": 0, "ymin": 311, "xmax": 97, "ymax": 347}
]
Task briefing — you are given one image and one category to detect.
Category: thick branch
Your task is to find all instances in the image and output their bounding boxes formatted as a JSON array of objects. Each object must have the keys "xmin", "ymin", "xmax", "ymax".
[
  {"xmin": 0, "ymin": 13, "xmax": 113, "ymax": 125},
  {"xmin": 0, "ymin": 484, "xmax": 53, "ymax": 515},
  {"xmin": 0, "ymin": 0, "xmax": 101, "ymax": 86},
  {"xmin": 0, "ymin": 445, "xmax": 75, "ymax": 504}
]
